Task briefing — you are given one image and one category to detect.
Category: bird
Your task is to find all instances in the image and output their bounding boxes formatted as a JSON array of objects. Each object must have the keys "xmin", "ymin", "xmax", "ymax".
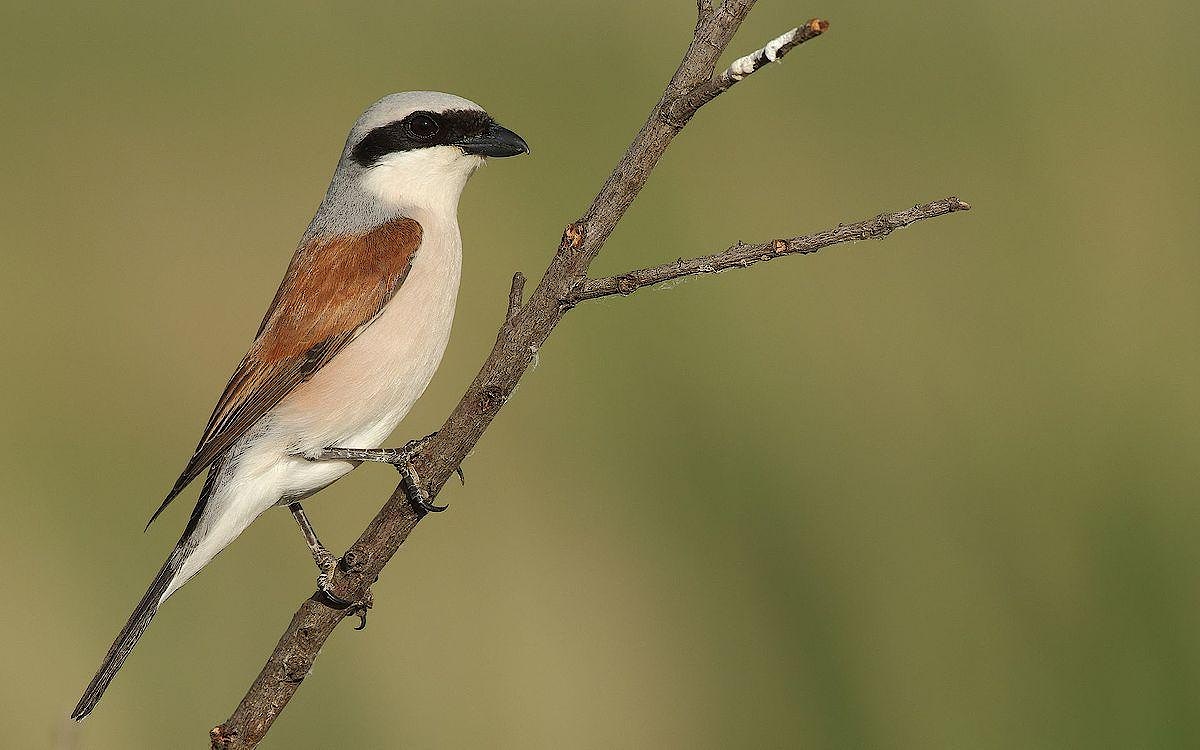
[{"xmin": 71, "ymin": 91, "xmax": 528, "ymax": 720}]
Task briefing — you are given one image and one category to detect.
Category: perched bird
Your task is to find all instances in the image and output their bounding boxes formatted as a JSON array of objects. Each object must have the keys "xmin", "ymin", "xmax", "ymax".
[{"xmin": 71, "ymin": 91, "xmax": 528, "ymax": 720}]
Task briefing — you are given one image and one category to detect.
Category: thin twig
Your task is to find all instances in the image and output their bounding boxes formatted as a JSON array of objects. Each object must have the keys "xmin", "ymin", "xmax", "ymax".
[
  {"xmin": 210, "ymin": 6, "xmax": 969, "ymax": 747},
  {"xmin": 666, "ymin": 18, "xmax": 829, "ymax": 126},
  {"xmin": 571, "ymin": 198, "xmax": 970, "ymax": 303}
]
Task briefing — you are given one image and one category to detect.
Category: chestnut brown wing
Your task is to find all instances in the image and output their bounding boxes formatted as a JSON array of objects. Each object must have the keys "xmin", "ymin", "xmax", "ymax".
[{"xmin": 146, "ymin": 218, "xmax": 422, "ymax": 527}]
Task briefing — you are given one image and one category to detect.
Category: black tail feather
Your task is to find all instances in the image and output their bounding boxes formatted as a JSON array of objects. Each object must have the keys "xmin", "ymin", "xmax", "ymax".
[
  {"xmin": 70, "ymin": 539, "xmax": 191, "ymax": 720},
  {"xmin": 71, "ymin": 464, "xmax": 219, "ymax": 721}
]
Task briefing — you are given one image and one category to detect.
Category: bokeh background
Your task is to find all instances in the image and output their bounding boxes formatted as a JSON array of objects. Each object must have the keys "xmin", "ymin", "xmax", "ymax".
[{"xmin": 3, "ymin": 0, "xmax": 1198, "ymax": 747}]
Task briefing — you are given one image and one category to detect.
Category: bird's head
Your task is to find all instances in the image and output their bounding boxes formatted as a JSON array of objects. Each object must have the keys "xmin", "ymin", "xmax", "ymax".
[{"xmin": 337, "ymin": 91, "xmax": 528, "ymax": 220}]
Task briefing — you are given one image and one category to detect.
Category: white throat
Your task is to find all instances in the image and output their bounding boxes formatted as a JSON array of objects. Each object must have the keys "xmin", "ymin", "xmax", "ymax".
[{"xmin": 359, "ymin": 146, "xmax": 483, "ymax": 225}]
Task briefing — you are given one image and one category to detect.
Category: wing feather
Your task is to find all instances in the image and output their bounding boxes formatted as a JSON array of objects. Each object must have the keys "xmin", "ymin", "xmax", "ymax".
[{"xmin": 146, "ymin": 218, "xmax": 423, "ymax": 527}]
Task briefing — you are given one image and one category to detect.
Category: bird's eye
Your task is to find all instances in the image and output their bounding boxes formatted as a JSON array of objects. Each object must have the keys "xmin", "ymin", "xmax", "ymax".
[{"xmin": 407, "ymin": 113, "xmax": 440, "ymax": 139}]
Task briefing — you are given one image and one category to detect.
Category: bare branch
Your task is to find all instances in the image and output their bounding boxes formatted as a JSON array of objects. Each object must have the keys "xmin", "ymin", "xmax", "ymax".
[
  {"xmin": 210, "ymin": 5, "xmax": 969, "ymax": 747},
  {"xmin": 572, "ymin": 197, "xmax": 970, "ymax": 303},
  {"xmin": 667, "ymin": 18, "xmax": 829, "ymax": 125},
  {"xmin": 721, "ymin": 19, "xmax": 829, "ymax": 88}
]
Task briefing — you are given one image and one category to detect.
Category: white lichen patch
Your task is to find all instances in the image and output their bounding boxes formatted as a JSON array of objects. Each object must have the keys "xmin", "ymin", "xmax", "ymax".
[
  {"xmin": 763, "ymin": 28, "xmax": 800, "ymax": 62},
  {"xmin": 727, "ymin": 27, "xmax": 799, "ymax": 81}
]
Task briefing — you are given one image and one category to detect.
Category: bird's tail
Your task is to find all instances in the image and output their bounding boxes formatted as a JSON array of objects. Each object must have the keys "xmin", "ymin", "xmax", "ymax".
[
  {"xmin": 70, "ymin": 532, "xmax": 194, "ymax": 720},
  {"xmin": 70, "ymin": 466, "xmax": 223, "ymax": 721}
]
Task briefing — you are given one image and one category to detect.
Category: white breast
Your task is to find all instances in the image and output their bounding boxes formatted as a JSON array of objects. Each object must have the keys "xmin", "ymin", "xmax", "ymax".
[
  {"xmin": 270, "ymin": 215, "xmax": 462, "ymax": 465},
  {"xmin": 249, "ymin": 145, "xmax": 479, "ymax": 503}
]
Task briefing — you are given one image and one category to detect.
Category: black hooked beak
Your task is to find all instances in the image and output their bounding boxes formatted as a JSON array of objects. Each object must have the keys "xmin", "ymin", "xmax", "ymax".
[{"xmin": 456, "ymin": 121, "xmax": 529, "ymax": 158}]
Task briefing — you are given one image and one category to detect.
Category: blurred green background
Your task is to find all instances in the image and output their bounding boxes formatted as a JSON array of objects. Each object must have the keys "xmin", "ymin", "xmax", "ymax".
[{"xmin": 3, "ymin": 0, "xmax": 1198, "ymax": 747}]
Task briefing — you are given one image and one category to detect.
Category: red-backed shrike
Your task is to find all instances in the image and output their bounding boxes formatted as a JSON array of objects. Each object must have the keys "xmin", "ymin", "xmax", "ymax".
[{"xmin": 73, "ymin": 91, "xmax": 528, "ymax": 719}]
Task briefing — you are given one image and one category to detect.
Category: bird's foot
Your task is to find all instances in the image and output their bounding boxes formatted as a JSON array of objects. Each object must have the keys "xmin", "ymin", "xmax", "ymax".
[
  {"xmin": 312, "ymin": 548, "xmax": 338, "ymax": 577},
  {"xmin": 314, "ymin": 433, "xmax": 464, "ymax": 513},
  {"xmin": 315, "ymin": 559, "xmax": 350, "ymax": 606},
  {"xmin": 393, "ymin": 433, "xmax": 448, "ymax": 514},
  {"xmin": 316, "ymin": 558, "xmax": 373, "ymax": 629},
  {"xmin": 287, "ymin": 502, "xmax": 371, "ymax": 626},
  {"xmin": 401, "ymin": 433, "xmax": 467, "ymax": 490}
]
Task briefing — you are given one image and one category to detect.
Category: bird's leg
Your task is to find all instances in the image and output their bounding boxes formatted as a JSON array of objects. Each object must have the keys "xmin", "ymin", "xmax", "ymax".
[
  {"xmin": 311, "ymin": 433, "xmax": 458, "ymax": 514},
  {"xmin": 289, "ymin": 502, "xmax": 336, "ymax": 571},
  {"xmin": 288, "ymin": 502, "xmax": 356, "ymax": 607}
]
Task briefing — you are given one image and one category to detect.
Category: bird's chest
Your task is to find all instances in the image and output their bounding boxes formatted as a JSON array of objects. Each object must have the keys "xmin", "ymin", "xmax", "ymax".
[{"xmin": 274, "ymin": 223, "xmax": 462, "ymax": 448}]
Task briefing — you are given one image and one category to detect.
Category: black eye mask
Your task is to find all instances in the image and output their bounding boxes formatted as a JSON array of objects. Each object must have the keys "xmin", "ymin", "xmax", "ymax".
[{"xmin": 351, "ymin": 109, "xmax": 494, "ymax": 167}]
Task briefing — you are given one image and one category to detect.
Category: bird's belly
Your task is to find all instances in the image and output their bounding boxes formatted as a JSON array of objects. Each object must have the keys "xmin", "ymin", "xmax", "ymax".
[{"xmin": 265, "ymin": 239, "xmax": 461, "ymax": 496}]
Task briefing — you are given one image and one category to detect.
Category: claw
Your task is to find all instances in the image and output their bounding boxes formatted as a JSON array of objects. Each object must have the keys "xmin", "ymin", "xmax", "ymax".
[
  {"xmin": 399, "ymin": 470, "xmax": 448, "ymax": 512},
  {"xmin": 318, "ymin": 568, "xmax": 374, "ymax": 627},
  {"xmin": 455, "ymin": 466, "xmax": 466, "ymax": 485},
  {"xmin": 415, "ymin": 492, "xmax": 449, "ymax": 513},
  {"xmin": 351, "ymin": 587, "xmax": 373, "ymax": 630},
  {"xmin": 392, "ymin": 436, "xmax": 450, "ymax": 514},
  {"xmin": 317, "ymin": 572, "xmax": 354, "ymax": 607}
]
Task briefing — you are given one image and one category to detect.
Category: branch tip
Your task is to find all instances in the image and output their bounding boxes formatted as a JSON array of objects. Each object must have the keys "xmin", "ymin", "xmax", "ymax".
[
  {"xmin": 669, "ymin": 16, "xmax": 830, "ymax": 121},
  {"xmin": 574, "ymin": 196, "xmax": 970, "ymax": 302}
]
